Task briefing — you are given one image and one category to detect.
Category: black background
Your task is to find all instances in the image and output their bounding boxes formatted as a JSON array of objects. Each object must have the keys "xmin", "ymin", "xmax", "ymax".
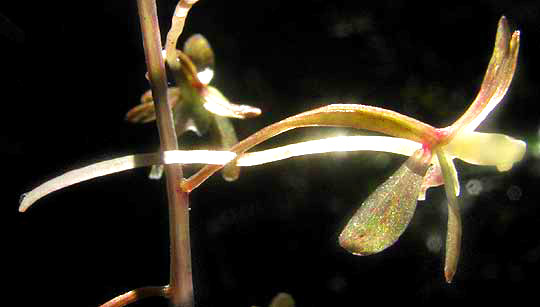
[{"xmin": 3, "ymin": 1, "xmax": 540, "ymax": 306}]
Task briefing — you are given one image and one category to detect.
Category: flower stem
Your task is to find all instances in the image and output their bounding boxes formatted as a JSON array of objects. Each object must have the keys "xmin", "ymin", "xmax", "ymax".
[
  {"xmin": 100, "ymin": 286, "xmax": 170, "ymax": 307},
  {"xmin": 165, "ymin": 0, "xmax": 199, "ymax": 75},
  {"xmin": 136, "ymin": 0, "xmax": 193, "ymax": 306}
]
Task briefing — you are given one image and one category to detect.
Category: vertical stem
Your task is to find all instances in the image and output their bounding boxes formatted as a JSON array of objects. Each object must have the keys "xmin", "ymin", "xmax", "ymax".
[{"xmin": 136, "ymin": 1, "xmax": 194, "ymax": 306}]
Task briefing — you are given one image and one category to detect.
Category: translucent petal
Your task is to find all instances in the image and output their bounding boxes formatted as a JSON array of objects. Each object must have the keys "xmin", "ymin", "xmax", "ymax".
[{"xmin": 444, "ymin": 131, "xmax": 526, "ymax": 171}]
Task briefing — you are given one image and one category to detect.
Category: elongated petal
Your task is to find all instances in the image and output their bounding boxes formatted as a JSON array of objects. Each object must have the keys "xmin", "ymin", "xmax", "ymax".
[
  {"xmin": 450, "ymin": 16, "xmax": 520, "ymax": 135},
  {"xmin": 436, "ymin": 150, "xmax": 462, "ymax": 283},
  {"xmin": 444, "ymin": 131, "xmax": 526, "ymax": 171},
  {"xmin": 237, "ymin": 136, "xmax": 421, "ymax": 166},
  {"xmin": 19, "ymin": 150, "xmax": 236, "ymax": 212},
  {"xmin": 202, "ymin": 86, "xmax": 261, "ymax": 119},
  {"xmin": 339, "ymin": 148, "xmax": 431, "ymax": 255}
]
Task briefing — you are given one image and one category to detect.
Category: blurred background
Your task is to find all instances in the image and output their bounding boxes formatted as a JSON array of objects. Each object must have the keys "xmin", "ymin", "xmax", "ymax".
[{"xmin": 2, "ymin": 1, "xmax": 540, "ymax": 306}]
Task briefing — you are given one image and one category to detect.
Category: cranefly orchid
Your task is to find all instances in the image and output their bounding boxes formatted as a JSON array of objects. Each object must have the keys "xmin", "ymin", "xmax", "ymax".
[
  {"xmin": 126, "ymin": 34, "xmax": 261, "ymax": 180},
  {"xmin": 19, "ymin": 17, "xmax": 524, "ymax": 284},
  {"xmin": 182, "ymin": 16, "xmax": 524, "ymax": 282}
]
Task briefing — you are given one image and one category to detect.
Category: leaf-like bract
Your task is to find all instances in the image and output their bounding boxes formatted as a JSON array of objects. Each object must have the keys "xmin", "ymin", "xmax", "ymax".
[{"xmin": 339, "ymin": 149, "xmax": 430, "ymax": 255}]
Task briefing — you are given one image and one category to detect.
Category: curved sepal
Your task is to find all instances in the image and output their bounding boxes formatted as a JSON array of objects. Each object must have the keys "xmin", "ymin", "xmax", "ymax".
[
  {"xmin": 450, "ymin": 16, "xmax": 520, "ymax": 135},
  {"xmin": 436, "ymin": 150, "xmax": 462, "ymax": 283}
]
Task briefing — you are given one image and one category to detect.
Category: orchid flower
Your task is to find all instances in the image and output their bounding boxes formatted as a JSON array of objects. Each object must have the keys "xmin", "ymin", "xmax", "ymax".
[
  {"xmin": 19, "ymin": 17, "xmax": 524, "ymax": 284},
  {"xmin": 126, "ymin": 34, "xmax": 261, "ymax": 180},
  {"xmin": 183, "ymin": 16, "xmax": 524, "ymax": 282}
]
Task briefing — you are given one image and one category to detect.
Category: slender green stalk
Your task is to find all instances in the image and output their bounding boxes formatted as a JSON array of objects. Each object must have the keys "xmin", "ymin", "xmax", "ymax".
[{"xmin": 137, "ymin": 0, "xmax": 193, "ymax": 306}]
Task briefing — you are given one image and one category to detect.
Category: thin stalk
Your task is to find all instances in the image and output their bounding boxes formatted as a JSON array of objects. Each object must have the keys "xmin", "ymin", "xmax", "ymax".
[
  {"xmin": 436, "ymin": 150, "xmax": 462, "ymax": 283},
  {"xmin": 100, "ymin": 286, "xmax": 170, "ymax": 307},
  {"xmin": 137, "ymin": 1, "xmax": 193, "ymax": 306},
  {"xmin": 165, "ymin": 0, "xmax": 199, "ymax": 74}
]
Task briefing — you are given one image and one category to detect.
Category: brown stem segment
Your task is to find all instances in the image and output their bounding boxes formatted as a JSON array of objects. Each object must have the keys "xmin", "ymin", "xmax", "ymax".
[
  {"xmin": 136, "ymin": 1, "xmax": 194, "ymax": 306},
  {"xmin": 100, "ymin": 286, "xmax": 170, "ymax": 307}
]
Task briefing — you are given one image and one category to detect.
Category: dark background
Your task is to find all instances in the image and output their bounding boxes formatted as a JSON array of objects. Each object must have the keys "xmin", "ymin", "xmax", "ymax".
[{"xmin": 2, "ymin": 1, "xmax": 540, "ymax": 306}]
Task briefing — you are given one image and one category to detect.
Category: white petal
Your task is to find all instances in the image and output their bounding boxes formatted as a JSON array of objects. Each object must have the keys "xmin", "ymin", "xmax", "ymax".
[
  {"xmin": 444, "ymin": 131, "xmax": 526, "ymax": 171},
  {"xmin": 236, "ymin": 136, "xmax": 422, "ymax": 166},
  {"xmin": 197, "ymin": 68, "xmax": 214, "ymax": 85}
]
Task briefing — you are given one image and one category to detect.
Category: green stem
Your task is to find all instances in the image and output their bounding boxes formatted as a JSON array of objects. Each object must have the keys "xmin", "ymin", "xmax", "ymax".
[{"xmin": 136, "ymin": 0, "xmax": 193, "ymax": 306}]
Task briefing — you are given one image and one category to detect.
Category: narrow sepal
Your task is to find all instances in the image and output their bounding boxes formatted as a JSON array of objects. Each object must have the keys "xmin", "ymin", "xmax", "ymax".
[
  {"xmin": 450, "ymin": 16, "xmax": 520, "ymax": 135},
  {"xmin": 436, "ymin": 150, "xmax": 462, "ymax": 283}
]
